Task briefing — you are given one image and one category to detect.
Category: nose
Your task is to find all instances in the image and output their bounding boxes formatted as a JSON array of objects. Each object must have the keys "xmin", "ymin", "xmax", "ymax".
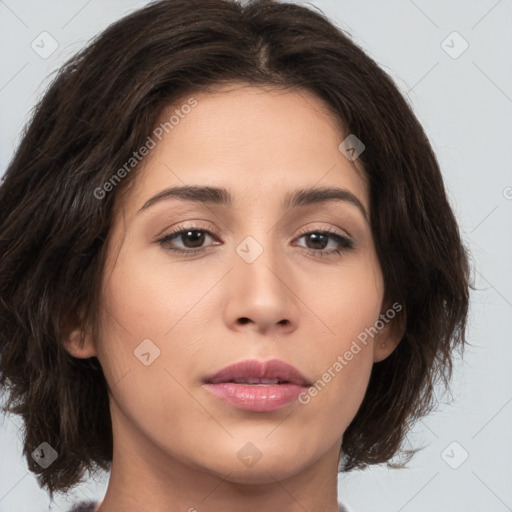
[{"xmin": 223, "ymin": 237, "xmax": 299, "ymax": 336}]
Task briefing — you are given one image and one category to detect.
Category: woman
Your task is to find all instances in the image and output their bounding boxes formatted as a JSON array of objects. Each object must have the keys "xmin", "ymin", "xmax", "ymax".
[{"xmin": 0, "ymin": 1, "xmax": 470, "ymax": 511}]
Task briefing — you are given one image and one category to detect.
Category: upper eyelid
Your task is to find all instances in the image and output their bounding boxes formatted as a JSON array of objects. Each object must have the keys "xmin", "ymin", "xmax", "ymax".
[{"xmin": 160, "ymin": 223, "xmax": 350, "ymax": 236}]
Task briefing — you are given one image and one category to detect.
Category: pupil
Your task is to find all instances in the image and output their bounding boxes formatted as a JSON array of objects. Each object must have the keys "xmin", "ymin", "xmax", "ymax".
[
  {"xmin": 308, "ymin": 233, "xmax": 327, "ymax": 250},
  {"xmin": 183, "ymin": 230, "xmax": 204, "ymax": 248}
]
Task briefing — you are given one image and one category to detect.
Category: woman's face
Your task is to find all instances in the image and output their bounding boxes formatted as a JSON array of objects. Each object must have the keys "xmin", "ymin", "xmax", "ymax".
[{"xmin": 70, "ymin": 84, "xmax": 399, "ymax": 484}]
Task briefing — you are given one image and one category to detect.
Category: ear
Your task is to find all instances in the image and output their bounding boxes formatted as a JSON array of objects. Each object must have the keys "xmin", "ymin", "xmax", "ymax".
[
  {"xmin": 62, "ymin": 310, "xmax": 98, "ymax": 359},
  {"xmin": 372, "ymin": 304, "xmax": 406, "ymax": 363}
]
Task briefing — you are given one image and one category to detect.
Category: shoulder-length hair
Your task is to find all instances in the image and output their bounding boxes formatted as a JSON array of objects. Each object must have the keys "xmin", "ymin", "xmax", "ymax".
[{"xmin": 0, "ymin": 0, "xmax": 470, "ymax": 499}]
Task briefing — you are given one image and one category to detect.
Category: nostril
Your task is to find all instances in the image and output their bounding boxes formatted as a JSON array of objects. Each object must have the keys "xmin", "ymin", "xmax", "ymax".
[{"xmin": 238, "ymin": 317, "xmax": 250, "ymax": 324}]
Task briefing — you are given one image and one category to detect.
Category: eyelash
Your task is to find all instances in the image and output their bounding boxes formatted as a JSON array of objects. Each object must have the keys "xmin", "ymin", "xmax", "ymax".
[{"xmin": 156, "ymin": 225, "xmax": 354, "ymax": 259}]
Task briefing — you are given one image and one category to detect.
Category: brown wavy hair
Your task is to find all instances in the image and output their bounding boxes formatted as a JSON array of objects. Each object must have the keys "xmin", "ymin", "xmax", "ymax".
[{"xmin": 0, "ymin": 0, "xmax": 471, "ymax": 500}]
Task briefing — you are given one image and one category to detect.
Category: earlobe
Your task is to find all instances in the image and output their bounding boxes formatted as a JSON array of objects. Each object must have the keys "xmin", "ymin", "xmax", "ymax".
[
  {"xmin": 63, "ymin": 328, "xmax": 98, "ymax": 358},
  {"xmin": 373, "ymin": 336, "xmax": 400, "ymax": 362},
  {"xmin": 372, "ymin": 310, "xmax": 406, "ymax": 363},
  {"xmin": 62, "ymin": 311, "xmax": 98, "ymax": 359}
]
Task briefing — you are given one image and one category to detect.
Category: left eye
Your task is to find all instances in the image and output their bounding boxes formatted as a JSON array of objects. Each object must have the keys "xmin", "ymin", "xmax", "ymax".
[{"xmin": 293, "ymin": 230, "xmax": 354, "ymax": 256}]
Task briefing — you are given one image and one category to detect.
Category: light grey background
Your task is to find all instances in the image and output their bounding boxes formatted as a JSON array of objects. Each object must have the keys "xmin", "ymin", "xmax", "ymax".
[{"xmin": 1, "ymin": 1, "xmax": 511, "ymax": 511}]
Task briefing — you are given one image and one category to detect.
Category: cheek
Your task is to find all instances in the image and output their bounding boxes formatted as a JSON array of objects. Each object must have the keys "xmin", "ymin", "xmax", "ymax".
[
  {"xmin": 293, "ymin": 255, "xmax": 383, "ymax": 424},
  {"xmin": 99, "ymin": 248, "xmax": 217, "ymax": 340},
  {"xmin": 298, "ymin": 249, "xmax": 384, "ymax": 350},
  {"xmin": 93, "ymin": 253, "xmax": 215, "ymax": 442},
  {"xmin": 94, "ymin": 242, "xmax": 224, "ymax": 394},
  {"xmin": 296, "ymin": 317, "xmax": 375, "ymax": 436}
]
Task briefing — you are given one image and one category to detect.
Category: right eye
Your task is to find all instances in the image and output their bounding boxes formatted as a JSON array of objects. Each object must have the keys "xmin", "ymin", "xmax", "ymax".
[{"xmin": 157, "ymin": 226, "xmax": 221, "ymax": 254}]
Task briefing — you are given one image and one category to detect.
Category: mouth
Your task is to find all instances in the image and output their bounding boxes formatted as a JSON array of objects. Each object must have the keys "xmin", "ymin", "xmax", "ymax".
[{"xmin": 202, "ymin": 359, "xmax": 311, "ymax": 412}]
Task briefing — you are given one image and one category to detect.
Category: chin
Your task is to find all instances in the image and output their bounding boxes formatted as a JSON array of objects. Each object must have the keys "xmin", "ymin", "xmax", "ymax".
[
  {"xmin": 209, "ymin": 461, "xmax": 307, "ymax": 485},
  {"xmin": 192, "ymin": 440, "xmax": 318, "ymax": 484}
]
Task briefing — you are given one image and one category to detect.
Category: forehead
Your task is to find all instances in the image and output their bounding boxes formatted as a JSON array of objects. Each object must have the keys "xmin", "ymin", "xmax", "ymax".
[{"xmin": 122, "ymin": 84, "xmax": 368, "ymax": 215}]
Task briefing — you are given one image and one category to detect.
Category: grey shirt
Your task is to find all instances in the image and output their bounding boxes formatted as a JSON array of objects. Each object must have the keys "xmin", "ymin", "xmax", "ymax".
[{"xmin": 68, "ymin": 501, "xmax": 351, "ymax": 511}]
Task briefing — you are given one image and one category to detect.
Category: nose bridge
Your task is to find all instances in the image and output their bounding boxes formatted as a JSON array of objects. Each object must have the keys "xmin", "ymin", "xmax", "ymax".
[
  {"xmin": 224, "ymin": 229, "xmax": 299, "ymax": 333},
  {"xmin": 234, "ymin": 232, "xmax": 287, "ymax": 298}
]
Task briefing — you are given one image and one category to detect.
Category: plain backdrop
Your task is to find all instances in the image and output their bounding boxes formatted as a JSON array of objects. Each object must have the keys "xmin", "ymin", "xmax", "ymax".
[{"xmin": 1, "ymin": 1, "xmax": 511, "ymax": 511}]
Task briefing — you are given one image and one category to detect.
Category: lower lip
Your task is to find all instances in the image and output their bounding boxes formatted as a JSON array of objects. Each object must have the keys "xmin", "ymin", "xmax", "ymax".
[{"xmin": 204, "ymin": 383, "xmax": 306, "ymax": 412}]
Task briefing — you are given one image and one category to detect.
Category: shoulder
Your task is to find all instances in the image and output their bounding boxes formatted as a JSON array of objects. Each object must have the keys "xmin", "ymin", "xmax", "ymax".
[{"xmin": 67, "ymin": 501, "xmax": 99, "ymax": 512}]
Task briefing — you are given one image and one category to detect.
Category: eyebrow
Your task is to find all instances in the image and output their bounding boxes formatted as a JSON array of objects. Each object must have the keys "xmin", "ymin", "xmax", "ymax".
[{"xmin": 137, "ymin": 185, "xmax": 368, "ymax": 220}]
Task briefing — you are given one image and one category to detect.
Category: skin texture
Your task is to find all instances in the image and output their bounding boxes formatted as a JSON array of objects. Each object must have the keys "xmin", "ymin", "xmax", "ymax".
[{"xmin": 65, "ymin": 84, "xmax": 402, "ymax": 512}]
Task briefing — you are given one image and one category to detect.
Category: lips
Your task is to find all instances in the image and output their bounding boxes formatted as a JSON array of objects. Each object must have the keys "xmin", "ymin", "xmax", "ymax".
[
  {"xmin": 203, "ymin": 359, "xmax": 311, "ymax": 412},
  {"xmin": 203, "ymin": 359, "xmax": 311, "ymax": 387}
]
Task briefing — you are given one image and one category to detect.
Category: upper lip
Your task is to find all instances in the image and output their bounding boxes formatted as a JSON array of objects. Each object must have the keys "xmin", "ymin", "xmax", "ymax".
[{"xmin": 203, "ymin": 359, "xmax": 311, "ymax": 386}]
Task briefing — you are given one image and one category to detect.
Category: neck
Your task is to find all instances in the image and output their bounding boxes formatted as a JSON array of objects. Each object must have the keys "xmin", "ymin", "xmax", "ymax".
[{"xmin": 98, "ymin": 403, "xmax": 342, "ymax": 512}]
